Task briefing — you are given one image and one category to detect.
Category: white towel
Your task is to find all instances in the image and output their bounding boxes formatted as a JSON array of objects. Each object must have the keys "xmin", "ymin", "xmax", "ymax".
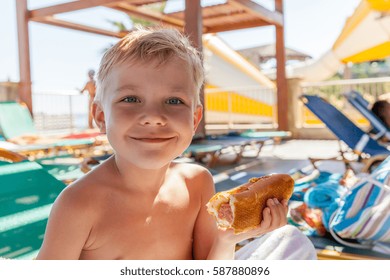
[{"xmin": 235, "ymin": 225, "xmax": 317, "ymax": 260}]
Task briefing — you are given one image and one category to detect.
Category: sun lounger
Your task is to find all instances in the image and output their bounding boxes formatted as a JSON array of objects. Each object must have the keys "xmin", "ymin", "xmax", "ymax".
[
  {"xmin": 0, "ymin": 161, "xmax": 66, "ymax": 259},
  {"xmin": 186, "ymin": 133, "xmax": 271, "ymax": 167},
  {"xmin": 0, "ymin": 101, "xmax": 104, "ymax": 158},
  {"xmin": 240, "ymin": 130, "xmax": 291, "ymax": 144},
  {"xmin": 209, "ymin": 134, "xmax": 270, "ymax": 156},
  {"xmin": 184, "ymin": 143, "xmax": 226, "ymax": 167},
  {"xmin": 344, "ymin": 90, "xmax": 390, "ymax": 140},
  {"xmin": 300, "ymin": 94, "xmax": 390, "ymax": 172},
  {"xmin": 0, "ymin": 147, "xmax": 87, "ymax": 184},
  {"xmin": 309, "ymin": 235, "xmax": 390, "ymax": 260},
  {"xmin": 0, "ymin": 147, "xmax": 28, "ymax": 163}
]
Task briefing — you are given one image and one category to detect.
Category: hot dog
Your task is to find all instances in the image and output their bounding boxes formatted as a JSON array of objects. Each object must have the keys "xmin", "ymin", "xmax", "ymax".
[{"xmin": 206, "ymin": 174, "xmax": 294, "ymax": 234}]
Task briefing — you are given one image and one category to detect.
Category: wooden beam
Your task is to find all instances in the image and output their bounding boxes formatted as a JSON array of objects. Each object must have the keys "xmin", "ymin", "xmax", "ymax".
[
  {"xmin": 31, "ymin": 16, "xmax": 126, "ymax": 38},
  {"xmin": 184, "ymin": 0, "xmax": 203, "ymax": 49},
  {"xmin": 230, "ymin": 0, "xmax": 283, "ymax": 27},
  {"xmin": 16, "ymin": 0, "xmax": 33, "ymax": 114},
  {"xmin": 29, "ymin": 0, "xmax": 121, "ymax": 20},
  {"xmin": 202, "ymin": 10, "xmax": 270, "ymax": 26},
  {"xmin": 107, "ymin": 2, "xmax": 184, "ymax": 29},
  {"xmin": 205, "ymin": 20, "xmax": 269, "ymax": 33},
  {"xmin": 184, "ymin": 0, "xmax": 205, "ymax": 138},
  {"xmin": 275, "ymin": 0, "xmax": 288, "ymax": 131}
]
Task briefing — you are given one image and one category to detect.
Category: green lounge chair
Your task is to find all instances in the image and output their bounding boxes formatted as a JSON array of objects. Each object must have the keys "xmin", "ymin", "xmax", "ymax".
[
  {"xmin": 0, "ymin": 101, "xmax": 99, "ymax": 157},
  {"xmin": 0, "ymin": 101, "xmax": 36, "ymax": 140},
  {"xmin": 186, "ymin": 133, "xmax": 272, "ymax": 168},
  {"xmin": 0, "ymin": 161, "xmax": 66, "ymax": 259},
  {"xmin": 0, "ymin": 147, "xmax": 87, "ymax": 184}
]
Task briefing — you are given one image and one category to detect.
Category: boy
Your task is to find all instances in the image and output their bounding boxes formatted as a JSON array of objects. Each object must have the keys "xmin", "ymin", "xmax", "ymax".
[{"xmin": 37, "ymin": 27, "xmax": 314, "ymax": 260}]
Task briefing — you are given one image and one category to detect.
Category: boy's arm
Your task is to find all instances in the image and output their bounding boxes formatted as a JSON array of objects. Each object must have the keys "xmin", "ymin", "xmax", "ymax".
[
  {"xmin": 192, "ymin": 168, "xmax": 289, "ymax": 259},
  {"xmin": 192, "ymin": 168, "xmax": 220, "ymax": 260},
  {"xmin": 36, "ymin": 185, "xmax": 94, "ymax": 259}
]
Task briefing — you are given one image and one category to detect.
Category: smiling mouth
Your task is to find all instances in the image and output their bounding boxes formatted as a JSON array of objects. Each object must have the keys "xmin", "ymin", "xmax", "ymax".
[{"xmin": 131, "ymin": 137, "xmax": 174, "ymax": 143}]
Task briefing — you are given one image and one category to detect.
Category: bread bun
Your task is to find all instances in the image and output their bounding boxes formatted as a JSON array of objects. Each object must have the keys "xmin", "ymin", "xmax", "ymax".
[{"xmin": 206, "ymin": 173, "xmax": 294, "ymax": 234}]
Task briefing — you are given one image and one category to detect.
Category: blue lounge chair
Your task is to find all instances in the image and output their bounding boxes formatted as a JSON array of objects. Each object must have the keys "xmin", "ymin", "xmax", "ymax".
[
  {"xmin": 300, "ymin": 94, "xmax": 390, "ymax": 171},
  {"xmin": 344, "ymin": 90, "xmax": 390, "ymax": 140},
  {"xmin": 0, "ymin": 160, "xmax": 66, "ymax": 259}
]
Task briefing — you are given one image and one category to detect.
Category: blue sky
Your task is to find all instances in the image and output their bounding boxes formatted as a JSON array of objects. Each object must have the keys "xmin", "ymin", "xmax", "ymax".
[{"xmin": 0, "ymin": 0, "xmax": 360, "ymax": 91}]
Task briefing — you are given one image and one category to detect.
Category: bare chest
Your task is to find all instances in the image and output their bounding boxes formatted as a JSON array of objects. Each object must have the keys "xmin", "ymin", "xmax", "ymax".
[{"xmin": 80, "ymin": 187, "xmax": 199, "ymax": 259}]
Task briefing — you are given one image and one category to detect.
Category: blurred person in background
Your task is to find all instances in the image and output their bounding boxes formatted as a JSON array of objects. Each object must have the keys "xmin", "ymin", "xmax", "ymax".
[{"xmin": 80, "ymin": 69, "xmax": 96, "ymax": 129}]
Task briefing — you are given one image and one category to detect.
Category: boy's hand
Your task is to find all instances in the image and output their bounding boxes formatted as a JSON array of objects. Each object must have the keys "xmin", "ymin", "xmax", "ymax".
[{"xmin": 215, "ymin": 198, "xmax": 288, "ymax": 244}]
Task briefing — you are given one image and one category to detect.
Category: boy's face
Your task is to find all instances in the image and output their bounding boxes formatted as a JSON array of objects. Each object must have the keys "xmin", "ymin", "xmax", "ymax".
[{"xmin": 93, "ymin": 57, "xmax": 202, "ymax": 169}]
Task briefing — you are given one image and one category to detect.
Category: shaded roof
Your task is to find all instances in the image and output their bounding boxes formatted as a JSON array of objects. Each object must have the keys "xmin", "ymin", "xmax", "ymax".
[
  {"xmin": 29, "ymin": 0, "xmax": 284, "ymax": 36},
  {"xmin": 18, "ymin": 0, "xmax": 290, "ymax": 131},
  {"xmin": 238, "ymin": 44, "xmax": 312, "ymax": 65}
]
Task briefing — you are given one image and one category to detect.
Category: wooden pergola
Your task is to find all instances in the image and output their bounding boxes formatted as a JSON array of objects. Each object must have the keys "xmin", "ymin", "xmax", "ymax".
[{"xmin": 16, "ymin": 0, "xmax": 288, "ymax": 133}]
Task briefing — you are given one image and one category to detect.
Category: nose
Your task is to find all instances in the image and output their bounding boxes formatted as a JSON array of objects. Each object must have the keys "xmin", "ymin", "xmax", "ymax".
[{"xmin": 139, "ymin": 107, "xmax": 167, "ymax": 126}]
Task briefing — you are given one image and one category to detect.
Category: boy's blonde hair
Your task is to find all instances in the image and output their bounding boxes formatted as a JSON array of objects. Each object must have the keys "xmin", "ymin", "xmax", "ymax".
[{"xmin": 95, "ymin": 27, "xmax": 204, "ymax": 104}]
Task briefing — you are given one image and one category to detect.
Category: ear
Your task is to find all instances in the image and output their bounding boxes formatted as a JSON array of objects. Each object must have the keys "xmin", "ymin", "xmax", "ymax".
[
  {"xmin": 193, "ymin": 104, "xmax": 203, "ymax": 135},
  {"xmin": 92, "ymin": 102, "xmax": 106, "ymax": 133}
]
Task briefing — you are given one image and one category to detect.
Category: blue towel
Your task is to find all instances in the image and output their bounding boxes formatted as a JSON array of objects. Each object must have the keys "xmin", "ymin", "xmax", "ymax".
[
  {"xmin": 304, "ymin": 181, "xmax": 346, "ymax": 209},
  {"xmin": 303, "ymin": 181, "xmax": 347, "ymax": 231},
  {"xmin": 321, "ymin": 202, "xmax": 339, "ymax": 231},
  {"xmin": 291, "ymin": 171, "xmax": 342, "ymax": 202}
]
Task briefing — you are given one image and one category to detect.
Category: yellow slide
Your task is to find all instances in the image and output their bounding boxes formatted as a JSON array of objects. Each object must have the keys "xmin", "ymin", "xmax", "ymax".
[{"xmin": 268, "ymin": 0, "xmax": 390, "ymax": 82}]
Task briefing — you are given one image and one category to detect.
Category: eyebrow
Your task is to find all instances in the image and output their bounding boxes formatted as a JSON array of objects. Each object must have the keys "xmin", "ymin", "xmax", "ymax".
[
  {"xmin": 170, "ymin": 87, "xmax": 190, "ymax": 94},
  {"xmin": 113, "ymin": 85, "xmax": 138, "ymax": 94},
  {"xmin": 169, "ymin": 83, "xmax": 195, "ymax": 92},
  {"xmin": 113, "ymin": 84, "xmax": 193, "ymax": 95}
]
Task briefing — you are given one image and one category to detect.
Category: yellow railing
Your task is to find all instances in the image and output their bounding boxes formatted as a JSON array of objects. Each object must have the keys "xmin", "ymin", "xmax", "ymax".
[{"xmin": 204, "ymin": 85, "xmax": 276, "ymax": 129}]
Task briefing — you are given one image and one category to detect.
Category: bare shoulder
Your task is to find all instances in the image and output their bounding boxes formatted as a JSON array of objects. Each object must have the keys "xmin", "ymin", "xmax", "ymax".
[
  {"xmin": 171, "ymin": 162, "xmax": 215, "ymax": 193},
  {"xmin": 173, "ymin": 162, "xmax": 212, "ymax": 179},
  {"xmin": 53, "ymin": 175, "xmax": 97, "ymax": 216},
  {"xmin": 37, "ymin": 162, "xmax": 112, "ymax": 259},
  {"xmin": 55, "ymin": 159, "xmax": 115, "ymax": 212}
]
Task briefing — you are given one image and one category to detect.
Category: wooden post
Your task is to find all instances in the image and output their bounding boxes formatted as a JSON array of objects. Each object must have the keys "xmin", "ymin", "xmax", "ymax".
[
  {"xmin": 275, "ymin": 0, "xmax": 288, "ymax": 131},
  {"xmin": 184, "ymin": 0, "xmax": 205, "ymax": 138},
  {"xmin": 16, "ymin": 0, "xmax": 33, "ymax": 114}
]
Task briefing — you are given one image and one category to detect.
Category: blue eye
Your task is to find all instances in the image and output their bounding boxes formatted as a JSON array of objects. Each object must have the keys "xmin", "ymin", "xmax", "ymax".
[
  {"xmin": 166, "ymin": 98, "xmax": 184, "ymax": 105},
  {"xmin": 123, "ymin": 96, "xmax": 140, "ymax": 103}
]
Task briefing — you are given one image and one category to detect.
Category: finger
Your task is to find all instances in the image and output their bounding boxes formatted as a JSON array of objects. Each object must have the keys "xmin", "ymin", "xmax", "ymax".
[
  {"xmin": 274, "ymin": 199, "xmax": 288, "ymax": 227},
  {"xmin": 270, "ymin": 198, "xmax": 288, "ymax": 216},
  {"xmin": 281, "ymin": 199, "xmax": 289, "ymax": 210},
  {"xmin": 266, "ymin": 198, "xmax": 275, "ymax": 208},
  {"xmin": 260, "ymin": 207, "xmax": 271, "ymax": 229},
  {"xmin": 268, "ymin": 198, "xmax": 282, "ymax": 229},
  {"xmin": 247, "ymin": 207, "xmax": 271, "ymax": 237},
  {"xmin": 281, "ymin": 199, "xmax": 289, "ymax": 224}
]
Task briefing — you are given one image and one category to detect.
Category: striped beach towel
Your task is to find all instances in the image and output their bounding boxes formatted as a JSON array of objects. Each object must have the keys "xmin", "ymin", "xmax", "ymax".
[{"xmin": 329, "ymin": 156, "xmax": 390, "ymax": 249}]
